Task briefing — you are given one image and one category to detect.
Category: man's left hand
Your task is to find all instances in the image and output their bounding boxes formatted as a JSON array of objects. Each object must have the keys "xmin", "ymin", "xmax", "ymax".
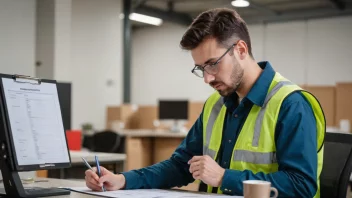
[{"xmin": 188, "ymin": 155, "xmax": 225, "ymax": 187}]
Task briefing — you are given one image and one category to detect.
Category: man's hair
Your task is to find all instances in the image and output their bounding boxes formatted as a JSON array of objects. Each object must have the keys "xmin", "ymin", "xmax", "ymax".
[{"xmin": 180, "ymin": 8, "xmax": 253, "ymax": 57}]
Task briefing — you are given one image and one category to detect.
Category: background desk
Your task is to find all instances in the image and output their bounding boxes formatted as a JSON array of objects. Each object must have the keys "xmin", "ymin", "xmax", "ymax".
[
  {"xmin": 117, "ymin": 129, "xmax": 187, "ymax": 171},
  {"xmin": 44, "ymin": 151, "xmax": 126, "ymax": 179},
  {"xmin": 116, "ymin": 129, "xmax": 199, "ymax": 191}
]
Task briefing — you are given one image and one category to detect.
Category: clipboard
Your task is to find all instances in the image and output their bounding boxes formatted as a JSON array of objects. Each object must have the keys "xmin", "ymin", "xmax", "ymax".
[
  {"xmin": 0, "ymin": 73, "xmax": 72, "ymax": 171},
  {"xmin": 0, "ymin": 73, "xmax": 71, "ymax": 197},
  {"xmin": 0, "ymin": 74, "xmax": 44, "ymax": 171},
  {"xmin": 12, "ymin": 74, "xmax": 41, "ymax": 85}
]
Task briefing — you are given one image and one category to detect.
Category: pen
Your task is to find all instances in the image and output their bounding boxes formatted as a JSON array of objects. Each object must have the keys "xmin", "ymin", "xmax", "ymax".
[
  {"xmin": 95, "ymin": 156, "xmax": 106, "ymax": 192},
  {"xmin": 81, "ymin": 157, "xmax": 106, "ymax": 192},
  {"xmin": 81, "ymin": 157, "xmax": 93, "ymax": 170}
]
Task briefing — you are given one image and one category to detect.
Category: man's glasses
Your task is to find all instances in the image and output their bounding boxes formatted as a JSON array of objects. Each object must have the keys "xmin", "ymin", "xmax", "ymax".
[{"xmin": 191, "ymin": 44, "xmax": 236, "ymax": 78}]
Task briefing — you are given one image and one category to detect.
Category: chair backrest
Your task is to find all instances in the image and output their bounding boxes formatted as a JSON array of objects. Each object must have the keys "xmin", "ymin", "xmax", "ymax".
[
  {"xmin": 321, "ymin": 132, "xmax": 352, "ymax": 198},
  {"xmin": 91, "ymin": 130, "xmax": 122, "ymax": 153}
]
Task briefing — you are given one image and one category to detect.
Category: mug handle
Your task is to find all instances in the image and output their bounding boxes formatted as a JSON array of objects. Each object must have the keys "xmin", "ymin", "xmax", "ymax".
[{"xmin": 270, "ymin": 187, "xmax": 278, "ymax": 198}]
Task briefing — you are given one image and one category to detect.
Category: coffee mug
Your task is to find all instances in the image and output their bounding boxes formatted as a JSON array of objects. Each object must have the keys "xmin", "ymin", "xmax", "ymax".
[
  {"xmin": 243, "ymin": 180, "xmax": 278, "ymax": 198},
  {"xmin": 339, "ymin": 119, "xmax": 351, "ymax": 133}
]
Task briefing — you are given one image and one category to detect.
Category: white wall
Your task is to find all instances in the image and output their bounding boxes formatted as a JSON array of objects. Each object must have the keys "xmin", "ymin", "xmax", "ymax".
[
  {"xmin": 0, "ymin": 0, "xmax": 36, "ymax": 76},
  {"xmin": 306, "ymin": 17, "xmax": 352, "ymax": 85},
  {"xmin": 248, "ymin": 24, "xmax": 265, "ymax": 61},
  {"xmin": 131, "ymin": 23, "xmax": 213, "ymax": 105},
  {"xmin": 54, "ymin": 0, "xmax": 72, "ymax": 82},
  {"xmin": 35, "ymin": 0, "xmax": 121, "ymax": 130},
  {"xmin": 132, "ymin": 16, "xmax": 352, "ymax": 105},
  {"xmin": 36, "ymin": 0, "xmax": 72, "ymax": 81},
  {"xmin": 0, "ymin": 0, "xmax": 36, "ymax": 180},
  {"xmin": 264, "ymin": 21, "xmax": 307, "ymax": 85},
  {"xmin": 70, "ymin": 0, "xmax": 122, "ymax": 130},
  {"xmin": 262, "ymin": 16, "xmax": 352, "ymax": 85}
]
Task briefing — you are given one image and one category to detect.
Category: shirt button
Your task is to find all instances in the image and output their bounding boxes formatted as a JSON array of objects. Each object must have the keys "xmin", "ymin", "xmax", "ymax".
[
  {"xmin": 228, "ymin": 140, "xmax": 232, "ymax": 143},
  {"xmin": 224, "ymin": 161, "xmax": 227, "ymax": 165},
  {"xmin": 234, "ymin": 114, "xmax": 238, "ymax": 118},
  {"xmin": 224, "ymin": 188, "xmax": 228, "ymax": 191}
]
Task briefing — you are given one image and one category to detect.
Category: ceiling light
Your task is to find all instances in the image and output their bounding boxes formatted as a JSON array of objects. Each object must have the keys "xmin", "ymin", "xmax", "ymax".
[
  {"xmin": 129, "ymin": 13, "xmax": 163, "ymax": 26},
  {"xmin": 231, "ymin": 0, "xmax": 250, "ymax": 7}
]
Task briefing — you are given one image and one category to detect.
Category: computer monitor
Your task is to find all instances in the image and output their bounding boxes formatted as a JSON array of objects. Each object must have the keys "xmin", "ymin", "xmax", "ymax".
[
  {"xmin": 159, "ymin": 100, "xmax": 188, "ymax": 120},
  {"xmin": 158, "ymin": 100, "xmax": 188, "ymax": 132},
  {"xmin": 0, "ymin": 74, "xmax": 71, "ymax": 197},
  {"xmin": 57, "ymin": 82, "xmax": 71, "ymax": 131}
]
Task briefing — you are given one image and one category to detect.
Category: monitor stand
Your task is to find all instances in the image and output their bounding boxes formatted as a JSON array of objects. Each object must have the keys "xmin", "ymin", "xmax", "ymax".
[
  {"xmin": 0, "ymin": 162, "xmax": 70, "ymax": 197},
  {"xmin": 170, "ymin": 120, "xmax": 183, "ymax": 133}
]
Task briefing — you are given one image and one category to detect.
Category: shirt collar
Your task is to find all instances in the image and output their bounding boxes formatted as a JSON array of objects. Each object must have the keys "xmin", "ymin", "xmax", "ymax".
[
  {"xmin": 246, "ymin": 61, "xmax": 275, "ymax": 107},
  {"xmin": 223, "ymin": 61, "xmax": 275, "ymax": 108}
]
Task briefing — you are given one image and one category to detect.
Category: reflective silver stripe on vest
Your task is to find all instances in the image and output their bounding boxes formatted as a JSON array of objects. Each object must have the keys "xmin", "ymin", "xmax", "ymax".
[
  {"xmin": 203, "ymin": 147, "xmax": 217, "ymax": 159},
  {"xmin": 252, "ymin": 81, "xmax": 293, "ymax": 147},
  {"xmin": 203, "ymin": 97, "xmax": 224, "ymax": 158},
  {"xmin": 233, "ymin": 150, "xmax": 277, "ymax": 164}
]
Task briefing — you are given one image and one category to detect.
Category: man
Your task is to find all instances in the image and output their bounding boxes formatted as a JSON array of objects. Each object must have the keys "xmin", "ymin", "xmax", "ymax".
[{"xmin": 85, "ymin": 8, "xmax": 325, "ymax": 197}]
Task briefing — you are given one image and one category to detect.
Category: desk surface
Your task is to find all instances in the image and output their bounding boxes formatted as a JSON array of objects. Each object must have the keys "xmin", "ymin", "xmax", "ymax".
[
  {"xmin": 69, "ymin": 151, "xmax": 126, "ymax": 164},
  {"xmin": 118, "ymin": 129, "xmax": 187, "ymax": 138},
  {"xmin": 1, "ymin": 178, "xmax": 238, "ymax": 197}
]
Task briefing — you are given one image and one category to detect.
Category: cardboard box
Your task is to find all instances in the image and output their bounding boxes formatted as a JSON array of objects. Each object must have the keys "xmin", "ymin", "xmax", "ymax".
[
  {"xmin": 136, "ymin": 106, "xmax": 158, "ymax": 129},
  {"xmin": 106, "ymin": 104, "xmax": 139, "ymax": 130},
  {"xmin": 336, "ymin": 83, "xmax": 352, "ymax": 131},
  {"xmin": 185, "ymin": 101, "xmax": 204, "ymax": 129},
  {"xmin": 125, "ymin": 137, "xmax": 152, "ymax": 171}
]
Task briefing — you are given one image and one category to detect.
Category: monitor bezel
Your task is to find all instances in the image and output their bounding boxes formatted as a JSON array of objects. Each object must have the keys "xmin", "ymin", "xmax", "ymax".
[{"xmin": 0, "ymin": 74, "xmax": 71, "ymax": 172}]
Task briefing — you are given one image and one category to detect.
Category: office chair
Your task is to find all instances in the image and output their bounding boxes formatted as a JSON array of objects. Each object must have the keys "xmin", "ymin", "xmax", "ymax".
[
  {"xmin": 91, "ymin": 130, "xmax": 123, "ymax": 153},
  {"xmin": 321, "ymin": 132, "xmax": 352, "ymax": 198}
]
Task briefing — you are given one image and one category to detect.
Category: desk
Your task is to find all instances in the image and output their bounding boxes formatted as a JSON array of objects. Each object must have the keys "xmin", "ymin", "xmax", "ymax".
[
  {"xmin": 117, "ymin": 129, "xmax": 188, "ymax": 138},
  {"xmin": 47, "ymin": 151, "xmax": 126, "ymax": 179},
  {"xmin": 115, "ymin": 129, "xmax": 198, "ymax": 191},
  {"xmin": 69, "ymin": 151, "xmax": 126, "ymax": 166},
  {"xmin": 0, "ymin": 178, "xmax": 239, "ymax": 197},
  {"xmin": 117, "ymin": 129, "xmax": 186, "ymax": 170}
]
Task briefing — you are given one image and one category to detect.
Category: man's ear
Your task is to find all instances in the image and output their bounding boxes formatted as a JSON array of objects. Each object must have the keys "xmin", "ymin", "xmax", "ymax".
[{"xmin": 235, "ymin": 40, "xmax": 249, "ymax": 60}]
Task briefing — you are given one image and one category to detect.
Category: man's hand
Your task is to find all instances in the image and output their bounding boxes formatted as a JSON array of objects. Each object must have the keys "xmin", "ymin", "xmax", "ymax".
[
  {"xmin": 188, "ymin": 155, "xmax": 225, "ymax": 187},
  {"xmin": 85, "ymin": 166, "xmax": 126, "ymax": 191}
]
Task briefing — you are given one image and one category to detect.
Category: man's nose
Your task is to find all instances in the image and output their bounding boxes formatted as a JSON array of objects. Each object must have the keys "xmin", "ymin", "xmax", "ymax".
[{"xmin": 204, "ymin": 72, "xmax": 215, "ymax": 84}]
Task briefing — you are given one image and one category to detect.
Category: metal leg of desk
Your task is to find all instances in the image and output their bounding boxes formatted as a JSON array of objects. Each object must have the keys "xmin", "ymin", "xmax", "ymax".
[
  {"xmin": 150, "ymin": 137, "xmax": 155, "ymax": 166},
  {"xmin": 120, "ymin": 161, "xmax": 125, "ymax": 173},
  {"xmin": 113, "ymin": 163, "xmax": 117, "ymax": 174},
  {"xmin": 114, "ymin": 161, "xmax": 124, "ymax": 173},
  {"xmin": 59, "ymin": 168, "xmax": 65, "ymax": 179}
]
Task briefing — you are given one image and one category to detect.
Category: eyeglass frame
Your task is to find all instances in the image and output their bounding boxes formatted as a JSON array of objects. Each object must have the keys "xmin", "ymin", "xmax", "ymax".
[{"xmin": 191, "ymin": 43, "xmax": 237, "ymax": 78}]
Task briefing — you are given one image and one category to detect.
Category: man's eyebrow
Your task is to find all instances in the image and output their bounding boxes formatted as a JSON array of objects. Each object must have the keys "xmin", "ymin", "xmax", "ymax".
[{"xmin": 195, "ymin": 57, "xmax": 218, "ymax": 67}]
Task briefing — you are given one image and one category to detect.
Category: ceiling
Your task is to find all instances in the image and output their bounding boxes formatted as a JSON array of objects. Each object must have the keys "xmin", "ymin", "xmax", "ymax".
[{"xmin": 130, "ymin": 0, "xmax": 352, "ymax": 26}]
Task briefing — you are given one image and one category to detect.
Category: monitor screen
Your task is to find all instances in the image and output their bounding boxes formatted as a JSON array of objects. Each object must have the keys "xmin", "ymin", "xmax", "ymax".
[
  {"xmin": 158, "ymin": 100, "xmax": 188, "ymax": 120},
  {"xmin": 57, "ymin": 82, "xmax": 71, "ymax": 131},
  {"xmin": 1, "ymin": 78, "xmax": 70, "ymax": 170}
]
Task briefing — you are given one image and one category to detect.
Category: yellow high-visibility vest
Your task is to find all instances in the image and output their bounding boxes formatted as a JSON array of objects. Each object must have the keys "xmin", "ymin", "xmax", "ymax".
[{"xmin": 202, "ymin": 73, "xmax": 325, "ymax": 197}]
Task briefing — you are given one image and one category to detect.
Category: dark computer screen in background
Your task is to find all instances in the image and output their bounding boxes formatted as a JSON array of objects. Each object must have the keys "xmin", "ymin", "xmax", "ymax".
[
  {"xmin": 158, "ymin": 100, "xmax": 188, "ymax": 120},
  {"xmin": 57, "ymin": 82, "xmax": 71, "ymax": 131}
]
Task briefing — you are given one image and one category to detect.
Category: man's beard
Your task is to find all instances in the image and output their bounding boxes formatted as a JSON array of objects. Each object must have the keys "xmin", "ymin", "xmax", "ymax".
[{"xmin": 218, "ymin": 62, "xmax": 244, "ymax": 97}]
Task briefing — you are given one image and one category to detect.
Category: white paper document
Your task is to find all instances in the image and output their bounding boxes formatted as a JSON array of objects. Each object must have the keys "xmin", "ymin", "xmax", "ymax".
[
  {"xmin": 69, "ymin": 187, "xmax": 242, "ymax": 198},
  {"xmin": 2, "ymin": 78, "xmax": 70, "ymax": 166}
]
